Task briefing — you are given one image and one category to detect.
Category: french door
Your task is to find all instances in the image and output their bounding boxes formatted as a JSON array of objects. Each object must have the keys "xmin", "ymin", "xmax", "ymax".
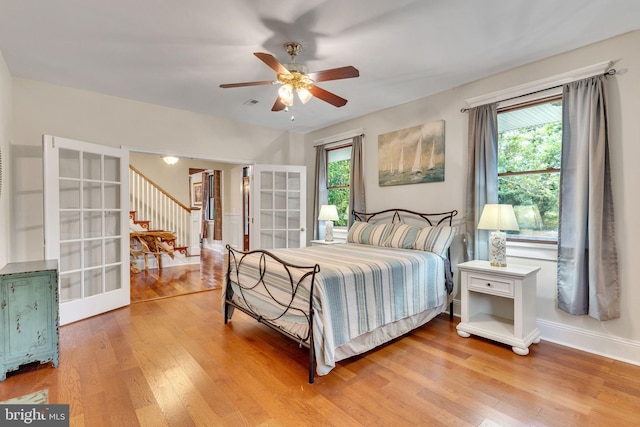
[
  {"xmin": 251, "ymin": 165, "xmax": 306, "ymax": 249},
  {"xmin": 43, "ymin": 135, "xmax": 130, "ymax": 325}
]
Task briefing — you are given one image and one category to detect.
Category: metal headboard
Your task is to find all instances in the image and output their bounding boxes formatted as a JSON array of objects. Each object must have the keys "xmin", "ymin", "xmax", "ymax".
[{"xmin": 353, "ymin": 208, "xmax": 458, "ymax": 226}]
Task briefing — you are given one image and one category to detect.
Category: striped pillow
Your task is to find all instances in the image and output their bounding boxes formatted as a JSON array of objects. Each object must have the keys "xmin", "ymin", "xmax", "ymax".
[
  {"xmin": 383, "ymin": 223, "xmax": 421, "ymax": 249},
  {"xmin": 347, "ymin": 221, "xmax": 395, "ymax": 246},
  {"xmin": 413, "ymin": 226, "xmax": 456, "ymax": 257}
]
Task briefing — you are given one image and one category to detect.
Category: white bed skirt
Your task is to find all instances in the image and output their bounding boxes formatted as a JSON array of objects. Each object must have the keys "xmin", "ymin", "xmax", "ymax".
[{"xmin": 333, "ymin": 302, "xmax": 447, "ymax": 363}]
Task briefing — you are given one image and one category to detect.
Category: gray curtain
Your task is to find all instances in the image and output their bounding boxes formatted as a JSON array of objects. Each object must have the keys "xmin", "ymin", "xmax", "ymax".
[
  {"xmin": 465, "ymin": 103, "xmax": 498, "ymax": 261},
  {"xmin": 349, "ymin": 134, "xmax": 366, "ymax": 227},
  {"xmin": 557, "ymin": 75, "xmax": 619, "ymax": 320},
  {"xmin": 312, "ymin": 145, "xmax": 328, "ymax": 240}
]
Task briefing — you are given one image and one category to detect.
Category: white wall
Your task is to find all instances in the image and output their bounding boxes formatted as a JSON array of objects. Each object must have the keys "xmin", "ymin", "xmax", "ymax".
[
  {"xmin": 129, "ymin": 152, "xmax": 239, "ymax": 210},
  {"xmin": 304, "ymin": 30, "xmax": 640, "ymax": 365},
  {"xmin": 0, "ymin": 50, "xmax": 11, "ymax": 268},
  {"xmin": 10, "ymin": 78, "xmax": 298, "ymax": 261}
]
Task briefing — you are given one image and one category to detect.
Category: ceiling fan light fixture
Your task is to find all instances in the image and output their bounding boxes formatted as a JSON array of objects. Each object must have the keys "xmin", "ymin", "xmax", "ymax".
[
  {"xmin": 297, "ymin": 88, "xmax": 312, "ymax": 104},
  {"xmin": 162, "ymin": 156, "xmax": 179, "ymax": 165},
  {"xmin": 220, "ymin": 41, "xmax": 358, "ymax": 111},
  {"xmin": 278, "ymin": 84, "xmax": 294, "ymax": 106}
]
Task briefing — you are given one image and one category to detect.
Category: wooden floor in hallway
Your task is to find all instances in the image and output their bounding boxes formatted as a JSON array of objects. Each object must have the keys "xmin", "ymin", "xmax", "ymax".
[{"xmin": 130, "ymin": 248, "xmax": 224, "ymax": 303}]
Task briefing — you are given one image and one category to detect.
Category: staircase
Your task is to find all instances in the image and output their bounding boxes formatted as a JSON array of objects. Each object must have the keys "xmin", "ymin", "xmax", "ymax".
[{"xmin": 129, "ymin": 165, "xmax": 199, "ymax": 271}]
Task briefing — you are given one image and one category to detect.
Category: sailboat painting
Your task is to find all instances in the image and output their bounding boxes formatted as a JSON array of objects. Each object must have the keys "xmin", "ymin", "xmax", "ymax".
[{"xmin": 378, "ymin": 120, "xmax": 445, "ymax": 186}]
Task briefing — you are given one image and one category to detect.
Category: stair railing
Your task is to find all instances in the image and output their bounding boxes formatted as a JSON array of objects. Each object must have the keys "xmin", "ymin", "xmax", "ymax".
[{"xmin": 129, "ymin": 165, "xmax": 192, "ymax": 250}]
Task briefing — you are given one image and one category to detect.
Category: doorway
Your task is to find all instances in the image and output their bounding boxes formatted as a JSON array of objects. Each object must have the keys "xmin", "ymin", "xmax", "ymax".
[
  {"xmin": 242, "ymin": 166, "xmax": 250, "ymax": 251},
  {"xmin": 128, "ymin": 151, "xmax": 247, "ymax": 302}
]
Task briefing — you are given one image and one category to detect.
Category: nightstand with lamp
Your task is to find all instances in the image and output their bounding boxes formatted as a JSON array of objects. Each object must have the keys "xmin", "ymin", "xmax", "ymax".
[
  {"xmin": 311, "ymin": 204, "xmax": 343, "ymax": 246},
  {"xmin": 456, "ymin": 204, "xmax": 541, "ymax": 355}
]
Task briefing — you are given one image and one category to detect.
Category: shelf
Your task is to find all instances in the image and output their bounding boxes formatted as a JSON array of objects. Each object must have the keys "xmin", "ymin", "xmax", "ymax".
[{"xmin": 466, "ymin": 313, "xmax": 514, "ymax": 337}]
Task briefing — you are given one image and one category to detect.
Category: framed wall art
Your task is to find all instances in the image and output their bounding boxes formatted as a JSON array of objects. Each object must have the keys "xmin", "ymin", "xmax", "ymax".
[
  {"xmin": 378, "ymin": 120, "xmax": 445, "ymax": 187},
  {"xmin": 191, "ymin": 181, "xmax": 203, "ymax": 207}
]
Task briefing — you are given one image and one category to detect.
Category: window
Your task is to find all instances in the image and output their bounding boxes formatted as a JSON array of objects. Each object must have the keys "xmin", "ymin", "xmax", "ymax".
[
  {"xmin": 207, "ymin": 173, "xmax": 215, "ymax": 220},
  {"xmin": 497, "ymin": 97, "xmax": 562, "ymax": 242},
  {"xmin": 326, "ymin": 145, "xmax": 352, "ymax": 228}
]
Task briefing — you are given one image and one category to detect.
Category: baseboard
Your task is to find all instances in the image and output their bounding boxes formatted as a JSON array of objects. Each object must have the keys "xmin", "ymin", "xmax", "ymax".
[
  {"xmin": 449, "ymin": 298, "xmax": 640, "ymax": 366},
  {"xmin": 537, "ymin": 319, "xmax": 640, "ymax": 366},
  {"xmin": 451, "ymin": 299, "xmax": 461, "ymax": 319}
]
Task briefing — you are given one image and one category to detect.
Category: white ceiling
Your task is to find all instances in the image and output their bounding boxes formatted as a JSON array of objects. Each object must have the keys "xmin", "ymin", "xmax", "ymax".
[{"xmin": 1, "ymin": 0, "xmax": 639, "ymax": 133}]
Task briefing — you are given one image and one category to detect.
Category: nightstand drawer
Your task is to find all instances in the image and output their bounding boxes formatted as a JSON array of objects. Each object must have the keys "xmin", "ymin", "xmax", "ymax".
[{"xmin": 467, "ymin": 274, "xmax": 514, "ymax": 297}]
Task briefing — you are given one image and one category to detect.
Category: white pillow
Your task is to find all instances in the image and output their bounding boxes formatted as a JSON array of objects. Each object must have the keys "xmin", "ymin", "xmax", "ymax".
[
  {"xmin": 413, "ymin": 226, "xmax": 456, "ymax": 257},
  {"xmin": 129, "ymin": 219, "xmax": 147, "ymax": 232},
  {"xmin": 383, "ymin": 223, "xmax": 421, "ymax": 249},
  {"xmin": 347, "ymin": 221, "xmax": 395, "ymax": 246}
]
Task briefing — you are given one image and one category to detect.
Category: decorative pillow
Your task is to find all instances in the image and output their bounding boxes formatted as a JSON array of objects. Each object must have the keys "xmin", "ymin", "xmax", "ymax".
[
  {"xmin": 347, "ymin": 221, "xmax": 395, "ymax": 246},
  {"xmin": 129, "ymin": 219, "xmax": 147, "ymax": 232},
  {"xmin": 383, "ymin": 223, "xmax": 422, "ymax": 249},
  {"xmin": 413, "ymin": 226, "xmax": 457, "ymax": 257}
]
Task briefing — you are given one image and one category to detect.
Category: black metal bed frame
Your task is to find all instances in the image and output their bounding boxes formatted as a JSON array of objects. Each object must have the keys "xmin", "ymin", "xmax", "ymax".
[
  {"xmin": 224, "ymin": 247, "xmax": 320, "ymax": 383},
  {"xmin": 224, "ymin": 208, "xmax": 458, "ymax": 383}
]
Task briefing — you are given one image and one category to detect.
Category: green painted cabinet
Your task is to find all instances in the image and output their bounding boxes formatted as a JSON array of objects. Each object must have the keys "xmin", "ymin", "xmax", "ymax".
[{"xmin": 0, "ymin": 260, "xmax": 59, "ymax": 381}]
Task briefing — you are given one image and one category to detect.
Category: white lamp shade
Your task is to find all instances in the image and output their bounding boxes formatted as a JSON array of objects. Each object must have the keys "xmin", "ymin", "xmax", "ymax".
[
  {"xmin": 297, "ymin": 88, "xmax": 313, "ymax": 104},
  {"xmin": 477, "ymin": 204, "xmax": 519, "ymax": 231},
  {"xmin": 278, "ymin": 84, "xmax": 294, "ymax": 106},
  {"xmin": 318, "ymin": 204, "xmax": 339, "ymax": 221}
]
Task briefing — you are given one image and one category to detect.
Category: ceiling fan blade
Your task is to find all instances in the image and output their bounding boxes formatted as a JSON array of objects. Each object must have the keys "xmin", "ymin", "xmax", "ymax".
[
  {"xmin": 309, "ymin": 86, "xmax": 348, "ymax": 108},
  {"xmin": 271, "ymin": 97, "xmax": 286, "ymax": 111},
  {"xmin": 219, "ymin": 80, "xmax": 274, "ymax": 88},
  {"xmin": 254, "ymin": 52, "xmax": 290, "ymax": 75},
  {"xmin": 308, "ymin": 66, "xmax": 359, "ymax": 82}
]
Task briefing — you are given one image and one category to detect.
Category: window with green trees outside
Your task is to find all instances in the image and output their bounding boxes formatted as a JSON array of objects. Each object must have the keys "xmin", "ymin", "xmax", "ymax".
[
  {"xmin": 327, "ymin": 145, "xmax": 352, "ymax": 228},
  {"xmin": 498, "ymin": 97, "xmax": 562, "ymax": 242}
]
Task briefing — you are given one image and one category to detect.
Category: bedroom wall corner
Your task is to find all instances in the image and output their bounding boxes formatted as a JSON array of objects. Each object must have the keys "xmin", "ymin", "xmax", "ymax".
[{"xmin": 0, "ymin": 48, "xmax": 12, "ymax": 267}]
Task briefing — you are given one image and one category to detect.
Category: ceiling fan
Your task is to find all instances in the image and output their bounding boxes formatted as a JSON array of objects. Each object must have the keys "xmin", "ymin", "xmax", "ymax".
[{"xmin": 220, "ymin": 42, "xmax": 359, "ymax": 111}]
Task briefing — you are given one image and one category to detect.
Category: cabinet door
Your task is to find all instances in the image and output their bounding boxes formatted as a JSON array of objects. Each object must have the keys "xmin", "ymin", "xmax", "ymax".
[{"xmin": 3, "ymin": 274, "xmax": 54, "ymax": 360}]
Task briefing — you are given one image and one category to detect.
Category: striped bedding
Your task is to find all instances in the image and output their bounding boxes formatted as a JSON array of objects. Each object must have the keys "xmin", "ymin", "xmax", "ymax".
[{"xmin": 225, "ymin": 242, "xmax": 447, "ymax": 376}]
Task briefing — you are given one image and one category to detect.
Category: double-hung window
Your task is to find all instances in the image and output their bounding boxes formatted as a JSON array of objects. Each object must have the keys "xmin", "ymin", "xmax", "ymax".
[
  {"xmin": 497, "ymin": 96, "xmax": 562, "ymax": 242},
  {"xmin": 326, "ymin": 144, "xmax": 352, "ymax": 229}
]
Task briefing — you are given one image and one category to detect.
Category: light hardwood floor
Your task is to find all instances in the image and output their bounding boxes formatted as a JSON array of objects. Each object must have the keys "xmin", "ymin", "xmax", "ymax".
[
  {"xmin": 130, "ymin": 249, "xmax": 223, "ymax": 303},
  {"xmin": 2, "ymin": 256, "xmax": 640, "ymax": 426}
]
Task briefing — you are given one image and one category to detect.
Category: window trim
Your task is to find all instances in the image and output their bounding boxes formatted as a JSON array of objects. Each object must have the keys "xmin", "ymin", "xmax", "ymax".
[
  {"xmin": 465, "ymin": 60, "xmax": 611, "ymax": 109},
  {"xmin": 207, "ymin": 173, "xmax": 215, "ymax": 220},
  {"xmin": 325, "ymin": 143, "xmax": 352, "ymax": 190}
]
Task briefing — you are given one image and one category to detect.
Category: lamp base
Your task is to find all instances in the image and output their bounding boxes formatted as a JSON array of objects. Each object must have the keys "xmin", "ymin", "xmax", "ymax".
[
  {"xmin": 324, "ymin": 220, "xmax": 334, "ymax": 242},
  {"xmin": 489, "ymin": 230, "xmax": 507, "ymax": 267}
]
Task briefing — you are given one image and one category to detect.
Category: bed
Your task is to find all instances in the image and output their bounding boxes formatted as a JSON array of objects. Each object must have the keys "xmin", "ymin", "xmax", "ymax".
[{"xmin": 223, "ymin": 208, "xmax": 458, "ymax": 383}]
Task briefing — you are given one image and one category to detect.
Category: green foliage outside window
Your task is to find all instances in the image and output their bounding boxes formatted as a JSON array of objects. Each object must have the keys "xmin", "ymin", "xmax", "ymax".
[
  {"xmin": 498, "ymin": 121, "xmax": 562, "ymax": 239},
  {"xmin": 327, "ymin": 158, "xmax": 350, "ymax": 227}
]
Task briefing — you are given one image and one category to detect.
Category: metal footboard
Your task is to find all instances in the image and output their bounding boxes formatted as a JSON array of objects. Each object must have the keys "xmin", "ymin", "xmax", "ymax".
[{"xmin": 224, "ymin": 244, "xmax": 320, "ymax": 383}]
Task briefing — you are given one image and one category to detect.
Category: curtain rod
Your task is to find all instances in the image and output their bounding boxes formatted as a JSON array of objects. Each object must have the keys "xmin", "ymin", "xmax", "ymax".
[
  {"xmin": 313, "ymin": 133, "xmax": 365, "ymax": 147},
  {"xmin": 460, "ymin": 69, "xmax": 617, "ymax": 113}
]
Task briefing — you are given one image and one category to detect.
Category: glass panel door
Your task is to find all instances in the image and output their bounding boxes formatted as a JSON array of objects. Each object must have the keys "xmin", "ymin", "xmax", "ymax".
[
  {"xmin": 44, "ymin": 136, "xmax": 130, "ymax": 325},
  {"xmin": 252, "ymin": 165, "xmax": 306, "ymax": 249}
]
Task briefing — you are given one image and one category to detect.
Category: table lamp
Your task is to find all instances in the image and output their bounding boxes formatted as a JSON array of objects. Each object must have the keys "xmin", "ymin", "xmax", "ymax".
[
  {"xmin": 318, "ymin": 205, "xmax": 339, "ymax": 242},
  {"xmin": 477, "ymin": 204, "xmax": 519, "ymax": 267}
]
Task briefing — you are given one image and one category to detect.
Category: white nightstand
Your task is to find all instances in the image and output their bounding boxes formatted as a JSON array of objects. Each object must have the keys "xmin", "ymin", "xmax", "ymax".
[
  {"xmin": 310, "ymin": 239, "xmax": 345, "ymax": 246},
  {"xmin": 456, "ymin": 260, "xmax": 541, "ymax": 355}
]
